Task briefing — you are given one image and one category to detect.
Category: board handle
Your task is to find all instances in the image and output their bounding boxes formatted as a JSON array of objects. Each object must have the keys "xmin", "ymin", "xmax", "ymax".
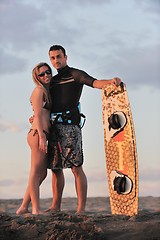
[{"xmin": 120, "ymin": 82, "xmax": 124, "ymax": 89}]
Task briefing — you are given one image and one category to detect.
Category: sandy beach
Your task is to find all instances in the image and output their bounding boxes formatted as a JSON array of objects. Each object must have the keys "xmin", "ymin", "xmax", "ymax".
[{"xmin": 0, "ymin": 197, "xmax": 160, "ymax": 240}]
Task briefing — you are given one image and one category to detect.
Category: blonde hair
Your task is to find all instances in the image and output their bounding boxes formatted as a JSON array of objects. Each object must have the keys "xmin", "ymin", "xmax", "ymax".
[{"xmin": 32, "ymin": 62, "xmax": 52, "ymax": 104}]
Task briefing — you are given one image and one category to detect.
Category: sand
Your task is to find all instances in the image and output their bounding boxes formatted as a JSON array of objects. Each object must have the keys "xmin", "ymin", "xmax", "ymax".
[{"xmin": 0, "ymin": 197, "xmax": 160, "ymax": 240}]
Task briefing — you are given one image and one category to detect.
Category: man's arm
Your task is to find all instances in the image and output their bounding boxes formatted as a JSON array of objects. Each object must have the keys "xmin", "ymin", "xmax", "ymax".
[{"xmin": 93, "ymin": 77, "xmax": 121, "ymax": 89}]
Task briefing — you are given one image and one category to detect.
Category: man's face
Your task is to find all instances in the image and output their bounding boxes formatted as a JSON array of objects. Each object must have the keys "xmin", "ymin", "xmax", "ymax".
[{"xmin": 49, "ymin": 49, "xmax": 67, "ymax": 71}]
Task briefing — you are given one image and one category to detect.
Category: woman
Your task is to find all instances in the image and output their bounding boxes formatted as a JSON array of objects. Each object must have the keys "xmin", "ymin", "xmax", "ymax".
[{"xmin": 16, "ymin": 62, "xmax": 52, "ymax": 215}]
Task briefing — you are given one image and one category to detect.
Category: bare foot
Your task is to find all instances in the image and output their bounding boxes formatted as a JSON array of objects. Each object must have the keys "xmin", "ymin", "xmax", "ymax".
[
  {"xmin": 32, "ymin": 210, "xmax": 45, "ymax": 215},
  {"xmin": 16, "ymin": 207, "xmax": 30, "ymax": 215},
  {"xmin": 45, "ymin": 207, "xmax": 60, "ymax": 213},
  {"xmin": 75, "ymin": 211, "xmax": 86, "ymax": 216}
]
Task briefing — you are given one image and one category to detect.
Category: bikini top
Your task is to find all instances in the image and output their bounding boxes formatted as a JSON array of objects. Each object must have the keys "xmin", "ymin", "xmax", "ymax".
[
  {"xmin": 43, "ymin": 100, "xmax": 51, "ymax": 110},
  {"xmin": 30, "ymin": 95, "xmax": 51, "ymax": 111}
]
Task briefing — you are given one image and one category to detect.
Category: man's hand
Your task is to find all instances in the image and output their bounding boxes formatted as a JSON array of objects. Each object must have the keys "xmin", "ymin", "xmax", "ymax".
[
  {"xmin": 112, "ymin": 77, "xmax": 121, "ymax": 87},
  {"xmin": 29, "ymin": 115, "xmax": 34, "ymax": 124}
]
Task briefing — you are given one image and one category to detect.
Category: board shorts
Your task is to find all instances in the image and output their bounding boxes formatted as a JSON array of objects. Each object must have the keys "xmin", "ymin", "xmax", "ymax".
[{"xmin": 47, "ymin": 124, "xmax": 84, "ymax": 170}]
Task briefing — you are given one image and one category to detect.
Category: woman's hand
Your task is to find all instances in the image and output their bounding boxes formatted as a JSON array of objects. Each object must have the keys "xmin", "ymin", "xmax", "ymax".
[{"xmin": 39, "ymin": 135, "xmax": 48, "ymax": 153}]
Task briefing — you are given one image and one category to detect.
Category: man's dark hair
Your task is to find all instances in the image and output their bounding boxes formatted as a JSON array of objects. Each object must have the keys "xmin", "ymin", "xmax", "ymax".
[{"xmin": 49, "ymin": 45, "xmax": 66, "ymax": 56}]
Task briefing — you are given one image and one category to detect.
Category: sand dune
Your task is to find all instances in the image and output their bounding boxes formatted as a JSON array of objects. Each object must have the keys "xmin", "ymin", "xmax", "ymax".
[{"xmin": 0, "ymin": 197, "xmax": 160, "ymax": 240}]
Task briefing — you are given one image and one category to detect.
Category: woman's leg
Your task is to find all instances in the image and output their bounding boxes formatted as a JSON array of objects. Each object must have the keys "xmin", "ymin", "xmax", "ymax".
[
  {"xmin": 16, "ymin": 172, "xmax": 46, "ymax": 215},
  {"xmin": 28, "ymin": 133, "xmax": 47, "ymax": 214},
  {"xmin": 16, "ymin": 131, "xmax": 47, "ymax": 215},
  {"xmin": 16, "ymin": 187, "xmax": 31, "ymax": 215}
]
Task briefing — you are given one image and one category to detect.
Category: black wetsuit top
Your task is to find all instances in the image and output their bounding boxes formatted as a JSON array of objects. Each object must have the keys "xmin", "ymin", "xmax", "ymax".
[{"xmin": 50, "ymin": 65, "xmax": 96, "ymax": 113}]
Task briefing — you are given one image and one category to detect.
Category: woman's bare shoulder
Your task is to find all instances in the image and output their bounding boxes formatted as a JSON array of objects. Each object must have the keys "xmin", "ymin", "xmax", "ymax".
[{"xmin": 30, "ymin": 86, "xmax": 43, "ymax": 102}]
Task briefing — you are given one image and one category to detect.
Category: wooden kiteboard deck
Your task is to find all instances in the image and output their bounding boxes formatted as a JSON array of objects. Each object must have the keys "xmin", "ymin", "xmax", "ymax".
[{"xmin": 102, "ymin": 83, "xmax": 138, "ymax": 216}]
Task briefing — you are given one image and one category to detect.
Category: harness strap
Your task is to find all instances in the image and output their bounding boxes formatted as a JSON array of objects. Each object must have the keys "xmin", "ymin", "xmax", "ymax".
[
  {"xmin": 51, "ymin": 103, "xmax": 86, "ymax": 129},
  {"xmin": 79, "ymin": 113, "xmax": 86, "ymax": 129}
]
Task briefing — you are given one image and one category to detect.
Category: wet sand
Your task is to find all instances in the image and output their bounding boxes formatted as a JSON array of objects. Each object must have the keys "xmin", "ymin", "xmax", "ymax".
[{"xmin": 0, "ymin": 197, "xmax": 160, "ymax": 240}]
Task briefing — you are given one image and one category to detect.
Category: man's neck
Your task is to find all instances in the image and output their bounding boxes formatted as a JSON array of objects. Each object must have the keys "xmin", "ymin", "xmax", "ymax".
[{"xmin": 57, "ymin": 65, "xmax": 68, "ymax": 73}]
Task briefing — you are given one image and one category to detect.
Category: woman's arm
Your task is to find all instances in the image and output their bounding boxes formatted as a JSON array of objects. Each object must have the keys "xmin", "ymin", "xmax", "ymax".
[{"xmin": 31, "ymin": 87, "xmax": 47, "ymax": 153}]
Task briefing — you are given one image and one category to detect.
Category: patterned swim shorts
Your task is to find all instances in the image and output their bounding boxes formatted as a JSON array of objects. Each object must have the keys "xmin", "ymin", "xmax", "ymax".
[{"xmin": 47, "ymin": 124, "xmax": 83, "ymax": 170}]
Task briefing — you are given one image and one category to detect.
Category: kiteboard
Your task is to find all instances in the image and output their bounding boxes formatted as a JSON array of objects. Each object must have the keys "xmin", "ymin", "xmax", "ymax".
[{"xmin": 102, "ymin": 82, "xmax": 138, "ymax": 216}]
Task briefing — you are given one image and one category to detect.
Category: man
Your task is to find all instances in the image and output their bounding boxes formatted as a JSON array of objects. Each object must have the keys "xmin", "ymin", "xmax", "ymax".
[{"xmin": 47, "ymin": 45, "xmax": 121, "ymax": 214}]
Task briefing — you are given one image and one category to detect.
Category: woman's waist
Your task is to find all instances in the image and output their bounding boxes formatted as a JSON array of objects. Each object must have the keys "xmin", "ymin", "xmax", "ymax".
[{"xmin": 31, "ymin": 122, "xmax": 51, "ymax": 132}]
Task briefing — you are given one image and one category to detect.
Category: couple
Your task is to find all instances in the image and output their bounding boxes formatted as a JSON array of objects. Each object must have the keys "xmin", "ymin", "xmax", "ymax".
[{"xmin": 16, "ymin": 45, "xmax": 122, "ymax": 215}]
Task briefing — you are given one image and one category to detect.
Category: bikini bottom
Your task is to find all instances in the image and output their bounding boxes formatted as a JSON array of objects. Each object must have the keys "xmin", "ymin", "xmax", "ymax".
[{"xmin": 28, "ymin": 129, "xmax": 49, "ymax": 140}]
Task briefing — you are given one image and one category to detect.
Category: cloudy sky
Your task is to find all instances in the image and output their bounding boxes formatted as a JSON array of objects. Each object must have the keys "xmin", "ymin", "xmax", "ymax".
[{"xmin": 0, "ymin": 0, "xmax": 159, "ymax": 200}]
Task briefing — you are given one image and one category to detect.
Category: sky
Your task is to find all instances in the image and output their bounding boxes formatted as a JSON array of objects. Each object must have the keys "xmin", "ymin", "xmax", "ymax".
[{"xmin": 0, "ymin": 0, "xmax": 160, "ymax": 199}]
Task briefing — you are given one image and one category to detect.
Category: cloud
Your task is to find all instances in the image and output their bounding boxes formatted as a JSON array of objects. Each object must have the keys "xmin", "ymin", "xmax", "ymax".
[
  {"xmin": 0, "ymin": 47, "xmax": 27, "ymax": 74},
  {"xmin": 0, "ymin": 0, "xmax": 83, "ymax": 75},
  {"xmin": 44, "ymin": 0, "xmax": 111, "ymax": 6},
  {"xmin": 135, "ymin": 0, "xmax": 160, "ymax": 16},
  {"xmin": 97, "ymin": 44, "xmax": 160, "ymax": 89},
  {"xmin": 0, "ymin": 0, "xmax": 99, "ymax": 75},
  {"xmin": 87, "ymin": 169, "xmax": 106, "ymax": 182},
  {"xmin": 0, "ymin": 0, "xmax": 55, "ymax": 71},
  {"xmin": 74, "ymin": 0, "xmax": 111, "ymax": 4},
  {"xmin": 0, "ymin": 0, "xmax": 113, "ymax": 54},
  {"xmin": 0, "ymin": 179, "xmax": 14, "ymax": 187},
  {"xmin": 0, "ymin": 0, "xmax": 49, "ymax": 49},
  {"xmin": 0, "ymin": 120, "xmax": 28, "ymax": 132},
  {"xmin": 139, "ymin": 181, "xmax": 160, "ymax": 196},
  {"xmin": 0, "ymin": 0, "xmax": 159, "ymax": 90},
  {"xmin": 139, "ymin": 166, "xmax": 160, "ymax": 182}
]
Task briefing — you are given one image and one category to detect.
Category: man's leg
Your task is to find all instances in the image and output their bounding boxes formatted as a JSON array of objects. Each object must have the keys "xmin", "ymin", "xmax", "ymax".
[
  {"xmin": 71, "ymin": 166, "xmax": 87, "ymax": 214},
  {"xmin": 48, "ymin": 169, "xmax": 65, "ymax": 211}
]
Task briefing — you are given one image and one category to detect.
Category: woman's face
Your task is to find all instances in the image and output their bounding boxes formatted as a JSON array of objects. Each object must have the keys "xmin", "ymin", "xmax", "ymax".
[{"xmin": 38, "ymin": 65, "xmax": 52, "ymax": 85}]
